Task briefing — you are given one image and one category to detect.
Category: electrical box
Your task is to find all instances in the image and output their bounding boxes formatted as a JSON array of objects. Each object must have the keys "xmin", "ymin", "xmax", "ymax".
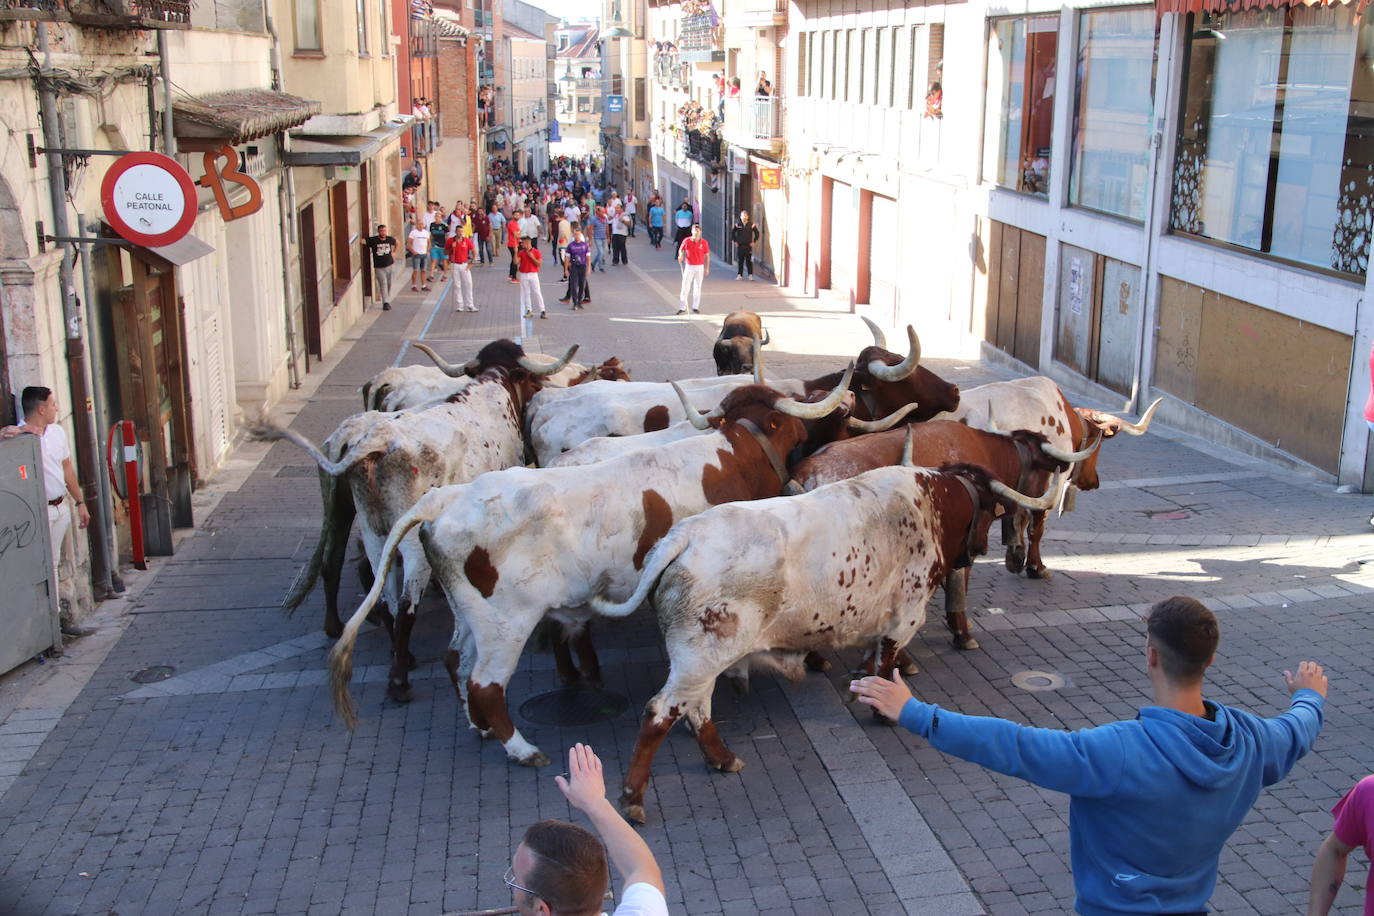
[{"xmin": 0, "ymin": 434, "xmax": 61, "ymax": 675}]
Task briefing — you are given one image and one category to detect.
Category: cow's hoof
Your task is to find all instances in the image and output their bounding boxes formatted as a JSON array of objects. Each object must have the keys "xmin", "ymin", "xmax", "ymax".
[
  {"xmin": 387, "ymin": 682, "xmax": 414, "ymax": 703},
  {"xmin": 713, "ymin": 755, "xmax": 745, "ymax": 773},
  {"xmin": 1026, "ymin": 565, "xmax": 1052, "ymax": 580},
  {"xmin": 1005, "ymin": 547, "xmax": 1026, "ymax": 574},
  {"xmin": 953, "ymin": 634, "xmax": 980, "ymax": 651},
  {"xmin": 404, "ymin": 654, "xmax": 418, "ymax": 672},
  {"xmin": 898, "ymin": 659, "xmax": 919, "ymax": 676},
  {"xmin": 804, "ymin": 651, "xmax": 831, "ymax": 673},
  {"xmin": 622, "ymin": 803, "xmax": 647, "ymax": 825},
  {"xmin": 726, "ymin": 675, "xmax": 751, "ymax": 697},
  {"xmin": 323, "ymin": 619, "xmax": 344, "ymax": 640},
  {"xmin": 580, "ymin": 671, "xmax": 604, "ymax": 689},
  {"xmin": 518, "ymin": 750, "xmax": 552, "ymax": 768}
]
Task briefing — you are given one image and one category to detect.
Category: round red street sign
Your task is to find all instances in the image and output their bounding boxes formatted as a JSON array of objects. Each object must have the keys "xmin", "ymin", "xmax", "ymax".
[{"xmin": 100, "ymin": 151, "xmax": 197, "ymax": 247}]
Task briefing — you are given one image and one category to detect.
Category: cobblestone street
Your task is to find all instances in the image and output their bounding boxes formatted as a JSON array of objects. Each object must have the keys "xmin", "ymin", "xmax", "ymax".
[{"xmin": 2, "ymin": 234, "xmax": 1372, "ymax": 916}]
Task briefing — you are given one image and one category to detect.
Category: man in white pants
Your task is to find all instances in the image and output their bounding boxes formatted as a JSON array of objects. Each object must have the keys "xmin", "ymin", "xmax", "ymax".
[
  {"xmin": 676, "ymin": 223, "xmax": 710, "ymax": 315},
  {"xmin": 516, "ymin": 236, "xmax": 547, "ymax": 319},
  {"xmin": 1, "ymin": 386, "xmax": 93, "ymax": 636}
]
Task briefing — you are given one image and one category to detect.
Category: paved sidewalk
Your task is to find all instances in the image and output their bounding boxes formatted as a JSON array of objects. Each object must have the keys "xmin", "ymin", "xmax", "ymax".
[{"xmin": 1, "ymin": 229, "xmax": 1372, "ymax": 916}]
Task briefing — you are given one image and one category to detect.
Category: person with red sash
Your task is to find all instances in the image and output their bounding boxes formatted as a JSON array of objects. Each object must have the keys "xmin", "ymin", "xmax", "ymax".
[{"xmin": 676, "ymin": 223, "xmax": 709, "ymax": 315}]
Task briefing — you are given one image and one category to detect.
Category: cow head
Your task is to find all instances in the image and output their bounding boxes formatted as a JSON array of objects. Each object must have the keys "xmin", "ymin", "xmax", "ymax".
[
  {"xmin": 1065, "ymin": 397, "xmax": 1161, "ymax": 491},
  {"xmin": 412, "ymin": 339, "xmax": 580, "ymax": 383},
  {"xmin": 854, "ymin": 325, "xmax": 960, "ymax": 421},
  {"xmin": 713, "ymin": 336, "xmax": 757, "ymax": 376}
]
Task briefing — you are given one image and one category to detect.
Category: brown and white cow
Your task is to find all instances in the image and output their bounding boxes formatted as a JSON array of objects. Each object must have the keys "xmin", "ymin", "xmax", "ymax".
[
  {"xmin": 263, "ymin": 340, "xmax": 578, "ymax": 702},
  {"xmin": 589, "ymin": 462, "xmax": 1063, "ymax": 823},
  {"xmin": 937, "ymin": 377, "xmax": 1160, "ymax": 577},
  {"xmin": 713, "ymin": 310, "xmax": 769, "ymax": 376},
  {"xmin": 327, "ymin": 370, "xmax": 857, "ymax": 766},
  {"xmin": 788, "ymin": 420, "xmax": 1098, "ymax": 650}
]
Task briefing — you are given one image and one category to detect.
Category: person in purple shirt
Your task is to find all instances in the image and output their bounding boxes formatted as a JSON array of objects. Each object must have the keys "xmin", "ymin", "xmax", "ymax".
[{"xmin": 559, "ymin": 224, "xmax": 592, "ymax": 309}]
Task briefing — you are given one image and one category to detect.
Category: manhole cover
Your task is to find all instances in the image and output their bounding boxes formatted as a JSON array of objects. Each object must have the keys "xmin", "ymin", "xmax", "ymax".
[
  {"xmin": 1011, "ymin": 670, "xmax": 1066, "ymax": 692},
  {"xmin": 131, "ymin": 665, "xmax": 175, "ymax": 684},
  {"xmin": 519, "ymin": 687, "xmax": 629, "ymax": 726}
]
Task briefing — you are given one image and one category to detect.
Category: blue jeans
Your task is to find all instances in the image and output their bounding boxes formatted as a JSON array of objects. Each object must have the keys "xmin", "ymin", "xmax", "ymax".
[{"xmin": 591, "ymin": 238, "xmax": 605, "ymax": 270}]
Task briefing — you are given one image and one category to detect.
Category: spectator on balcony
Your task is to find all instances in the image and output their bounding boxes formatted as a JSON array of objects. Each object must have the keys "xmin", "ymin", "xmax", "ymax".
[
  {"xmin": 732, "ymin": 211, "xmax": 760, "ymax": 281},
  {"xmin": 728, "ymin": 77, "xmax": 741, "ymax": 98},
  {"xmin": 403, "ymin": 160, "xmax": 423, "ymax": 193},
  {"xmin": 755, "ymin": 72, "xmax": 772, "ymax": 97},
  {"xmin": 672, "ymin": 200, "xmax": 695, "ymax": 250}
]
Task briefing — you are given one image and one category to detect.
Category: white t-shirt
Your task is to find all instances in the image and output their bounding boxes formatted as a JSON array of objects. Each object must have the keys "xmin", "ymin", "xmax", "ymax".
[
  {"xmin": 408, "ymin": 228, "xmax": 430, "ymax": 255},
  {"xmin": 519, "ymin": 215, "xmax": 541, "ymax": 238},
  {"xmin": 41, "ymin": 423, "xmax": 70, "ymax": 501},
  {"xmin": 605, "ymin": 882, "xmax": 668, "ymax": 916}
]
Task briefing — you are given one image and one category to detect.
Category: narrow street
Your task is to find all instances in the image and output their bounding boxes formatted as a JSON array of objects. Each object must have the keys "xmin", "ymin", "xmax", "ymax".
[{"xmin": 2, "ymin": 231, "xmax": 1372, "ymax": 916}]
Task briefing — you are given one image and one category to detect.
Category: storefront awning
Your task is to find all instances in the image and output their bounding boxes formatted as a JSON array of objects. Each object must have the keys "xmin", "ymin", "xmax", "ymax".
[
  {"xmin": 173, "ymin": 90, "xmax": 321, "ymax": 145},
  {"xmin": 1157, "ymin": 0, "xmax": 1364, "ymax": 16},
  {"xmin": 284, "ymin": 118, "xmax": 411, "ymax": 167}
]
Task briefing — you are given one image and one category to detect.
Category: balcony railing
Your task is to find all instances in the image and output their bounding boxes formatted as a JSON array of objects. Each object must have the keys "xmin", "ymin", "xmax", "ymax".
[
  {"xmin": 685, "ymin": 128, "xmax": 721, "ymax": 164},
  {"xmin": 653, "ymin": 53, "xmax": 689, "ymax": 90},
  {"xmin": 411, "ymin": 16, "xmax": 440, "ymax": 57},
  {"xmin": 5, "ymin": 0, "xmax": 192, "ymax": 27},
  {"xmin": 723, "ymin": 95, "xmax": 781, "ymax": 147}
]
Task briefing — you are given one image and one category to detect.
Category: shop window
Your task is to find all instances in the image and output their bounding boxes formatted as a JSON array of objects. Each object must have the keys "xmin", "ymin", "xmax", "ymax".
[
  {"xmin": 1070, "ymin": 7, "xmax": 1155, "ymax": 221},
  {"xmin": 984, "ymin": 16, "xmax": 1058, "ymax": 197},
  {"xmin": 1171, "ymin": 6, "xmax": 1374, "ymax": 275}
]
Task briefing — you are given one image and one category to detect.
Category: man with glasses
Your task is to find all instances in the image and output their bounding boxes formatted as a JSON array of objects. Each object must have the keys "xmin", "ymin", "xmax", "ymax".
[{"xmin": 506, "ymin": 744, "xmax": 667, "ymax": 916}]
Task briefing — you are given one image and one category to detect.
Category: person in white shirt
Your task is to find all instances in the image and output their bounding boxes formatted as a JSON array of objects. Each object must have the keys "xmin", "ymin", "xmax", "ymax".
[
  {"xmin": 1, "ymin": 386, "xmax": 94, "ymax": 636},
  {"xmin": 505, "ymin": 744, "xmax": 669, "ymax": 916},
  {"xmin": 518, "ymin": 210, "xmax": 542, "ymax": 243},
  {"xmin": 407, "ymin": 219, "xmax": 432, "ymax": 291},
  {"xmin": 623, "ymin": 191, "xmax": 637, "ymax": 237}
]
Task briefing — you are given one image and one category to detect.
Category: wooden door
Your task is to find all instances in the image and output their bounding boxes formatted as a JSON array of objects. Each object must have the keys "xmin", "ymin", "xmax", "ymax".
[{"xmin": 300, "ymin": 204, "xmax": 322, "ymax": 360}]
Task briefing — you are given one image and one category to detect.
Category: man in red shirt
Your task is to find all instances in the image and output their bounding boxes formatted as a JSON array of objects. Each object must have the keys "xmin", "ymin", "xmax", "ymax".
[
  {"xmin": 516, "ymin": 236, "xmax": 547, "ymax": 320},
  {"xmin": 448, "ymin": 231, "xmax": 477, "ymax": 312},
  {"xmin": 676, "ymin": 223, "xmax": 709, "ymax": 315}
]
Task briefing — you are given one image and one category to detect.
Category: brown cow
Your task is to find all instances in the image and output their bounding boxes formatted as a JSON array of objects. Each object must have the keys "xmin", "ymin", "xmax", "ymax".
[{"xmin": 713, "ymin": 309, "xmax": 770, "ymax": 375}]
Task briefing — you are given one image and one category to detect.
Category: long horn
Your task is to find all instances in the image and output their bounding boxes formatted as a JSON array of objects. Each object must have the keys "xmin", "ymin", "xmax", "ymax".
[
  {"xmin": 752, "ymin": 337, "xmax": 764, "ymax": 385},
  {"xmin": 1041, "ymin": 429, "xmax": 1103, "ymax": 464},
  {"xmin": 1118, "ymin": 397, "xmax": 1164, "ymax": 436},
  {"xmin": 672, "ymin": 382, "xmax": 721, "ymax": 430},
  {"xmin": 412, "ymin": 341, "xmax": 471, "ymax": 378},
  {"xmin": 518, "ymin": 344, "xmax": 580, "ymax": 376},
  {"xmin": 867, "ymin": 326, "xmax": 921, "ymax": 382},
  {"xmin": 774, "ymin": 363, "xmax": 854, "ymax": 419},
  {"xmin": 990, "ymin": 470, "xmax": 1068, "ymax": 511},
  {"xmin": 847, "ymin": 401, "xmax": 921, "ymax": 433},
  {"xmin": 899, "ymin": 426, "xmax": 915, "ymax": 467},
  {"xmin": 860, "ymin": 315, "xmax": 887, "ymax": 349}
]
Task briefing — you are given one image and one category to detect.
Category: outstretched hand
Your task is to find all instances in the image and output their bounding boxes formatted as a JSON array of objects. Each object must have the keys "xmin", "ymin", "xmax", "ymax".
[
  {"xmin": 849, "ymin": 670, "xmax": 914, "ymax": 721},
  {"xmin": 1284, "ymin": 661, "xmax": 1328, "ymax": 698},
  {"xmin": 554, "ymin": 743, "xmax": 607, "ymax": 814}
]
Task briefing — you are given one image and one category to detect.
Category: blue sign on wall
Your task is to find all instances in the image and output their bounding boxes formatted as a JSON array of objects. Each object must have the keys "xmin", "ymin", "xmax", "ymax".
[{"xmin": 606, "ymin": 95, "xmax": 625, "ymax": 113}]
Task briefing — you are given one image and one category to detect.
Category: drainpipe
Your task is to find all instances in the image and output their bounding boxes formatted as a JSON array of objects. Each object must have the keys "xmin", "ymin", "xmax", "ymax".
[
  {"xmin": 36, "ymin": 22, "xmax": 115, "ymax": 598},
  {"xmin": 157, "ymin": 31, "xmax": 176, "ymax": 157},
  {"xmin": 77, "ymin": 213, "xmax": 120, "ymax": 594},
  {"xmin": 267, "ymin": 13, "xmax": 302, "ymax": 389}
]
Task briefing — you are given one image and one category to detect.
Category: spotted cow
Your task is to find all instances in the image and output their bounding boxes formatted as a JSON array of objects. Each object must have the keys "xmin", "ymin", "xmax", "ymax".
[{"xmin": 590, "ymin": 462, "xmax": 1063, "ymax": 823}]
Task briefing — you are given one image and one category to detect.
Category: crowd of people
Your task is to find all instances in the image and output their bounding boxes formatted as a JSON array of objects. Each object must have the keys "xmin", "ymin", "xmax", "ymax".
[{"xmin": 369, "ymin": 156, "xmax": 775, "ymax": 320}]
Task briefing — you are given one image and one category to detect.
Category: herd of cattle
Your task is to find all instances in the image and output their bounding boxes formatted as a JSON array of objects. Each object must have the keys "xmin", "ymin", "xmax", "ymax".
[{"xmin": 254, "ymin": 310, "xmax": 1160, "ymax": 823}]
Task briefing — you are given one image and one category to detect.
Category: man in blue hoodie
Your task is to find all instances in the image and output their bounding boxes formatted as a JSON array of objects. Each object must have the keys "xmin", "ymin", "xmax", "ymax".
[{"xmin": 850, "ymin": 595, "xmax": 1327, "ymax": 916}]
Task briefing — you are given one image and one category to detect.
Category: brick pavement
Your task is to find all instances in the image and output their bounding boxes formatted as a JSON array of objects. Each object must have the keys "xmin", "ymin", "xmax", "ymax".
[{"xmin": 0, "ymin": 229, "xmax": 1372, "ymax": 915}]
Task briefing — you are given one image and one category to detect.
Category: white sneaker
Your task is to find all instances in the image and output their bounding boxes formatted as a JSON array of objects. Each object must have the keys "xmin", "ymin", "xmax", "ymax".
[{"xmin": 523, "ymin": 310, "xmax": 532, "ymax": 318}]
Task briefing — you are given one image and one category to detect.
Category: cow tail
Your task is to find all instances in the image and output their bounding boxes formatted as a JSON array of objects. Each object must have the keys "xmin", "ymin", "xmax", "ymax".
[
  {"xmin": 248, "ymin": 421, "xmax": 358, "ymax": 477},
  {"xmin": 282, "ymin": 470, "xmax": 333, "ymax": 615},
  {"xmin": 328, "ymin": 495, "xmax": 435, "ymax": 729},
  {"xmin": 588, "ymin": 531, "xmax": 688, "ymax": 618}
]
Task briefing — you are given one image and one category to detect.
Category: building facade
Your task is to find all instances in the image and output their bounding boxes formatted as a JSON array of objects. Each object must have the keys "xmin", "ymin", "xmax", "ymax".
[
  {"xmin": 777, "ymin": 0, "xmax": 1374, "ymax": 486},
  {"xmin": 554, "ymin": 24, "xmax": 603, "ymax": 158}
]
